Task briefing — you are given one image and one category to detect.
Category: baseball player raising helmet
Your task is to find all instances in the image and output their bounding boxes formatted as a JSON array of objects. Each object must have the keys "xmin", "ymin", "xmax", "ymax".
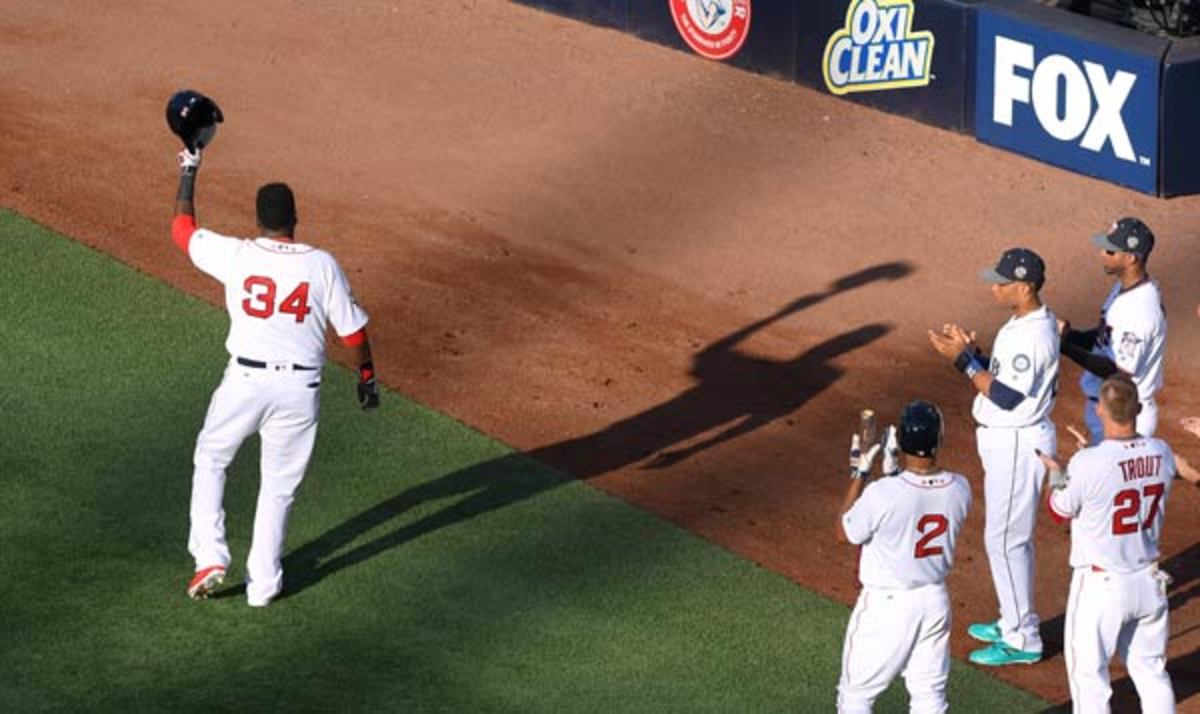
[
  {"xmin": 836, "ymin": 401, "xmax": 972, "ymax": 714},
  {"xmin": 1039, "ymin": 374, "xmax": 1176, "ymax": 713},
  {"xmin": 169, "ymin": 100, "xmax": 380, "ymax": 606},
  {"xmin": 929, "ymin": 247, "xmax": 1059, "ymax": 666},
  {"xmin": 1060, "ymin": 218, "xmax": 1167, "ymax": 445}
]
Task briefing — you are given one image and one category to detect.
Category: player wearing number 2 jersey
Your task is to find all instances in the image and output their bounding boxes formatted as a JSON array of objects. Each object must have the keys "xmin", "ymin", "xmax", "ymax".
[
  {"xmin": 171, "ymin": 146, "xmax": 379, "ymax": 607},
  {"xmin": 1041, "ymin": 374, "xmax": 1176, "ymax": 713},
  {"xmin": 837, "ymin": 401, "xmax": 972, "ymax": 714}
]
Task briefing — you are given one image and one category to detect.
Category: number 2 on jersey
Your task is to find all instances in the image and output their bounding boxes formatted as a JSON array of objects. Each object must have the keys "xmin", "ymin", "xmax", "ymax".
[
  {"xmin": 241, "ymin": 276, "xmax": 311, "ymax": 323},
  {"xmin": 914, "ymin": 514, "xmax": 948, "ymax": 558},
  {"xmin": 1111, "ymin": 483, "xmax": 1165, "ymax": 535}
]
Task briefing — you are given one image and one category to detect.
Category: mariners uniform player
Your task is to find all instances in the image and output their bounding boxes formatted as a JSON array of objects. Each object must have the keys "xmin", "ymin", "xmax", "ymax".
[
  {"xmin": 1040, "ymin": 374, "xmax": 1176, "ymax": 713},
  {"xmin": 929, "ymin": 247, "xmax": 1059, "ymax": 666},
  {"xmin": 172, "ymin": 146, "xmax": 380, "ymax": 606},
  {"xmin": 837, "ymin": 401, "xmax": 972, "ymax": 714},
  {"xmin": 1060, "ymin": 218, "xmax": 1167, "ymax": 444}
]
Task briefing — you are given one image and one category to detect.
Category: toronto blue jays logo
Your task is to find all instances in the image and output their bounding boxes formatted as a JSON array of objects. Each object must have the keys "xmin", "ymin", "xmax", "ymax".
[
  {"xmin": 670, "ymin": 0, "xmax": 751, "ymax": 61},
  {"xmin": 695, "ymin": 0, "xmax": 729, "ymax": 32},
  {"xmin": 823, "ymin": 0, "xmax": 935, "ymax": 95}
]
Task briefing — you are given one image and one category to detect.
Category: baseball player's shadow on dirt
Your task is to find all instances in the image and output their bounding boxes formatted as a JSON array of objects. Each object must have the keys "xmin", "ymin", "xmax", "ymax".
[
  {"xmin": 1037, "ymin": 540, "xmax": 1200, "ymax": 712},
  {"xmin": 271, "ymin": 261, "xmax": 910, "ymax": 599}
]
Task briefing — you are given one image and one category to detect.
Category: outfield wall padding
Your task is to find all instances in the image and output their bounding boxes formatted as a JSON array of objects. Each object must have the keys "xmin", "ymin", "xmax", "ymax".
[
  {"xmin": 527, "ymin": 0, "xmax": 629, "ymax": 29},
  {"xmin": 513, "ymin": 0, "xmax": 1200, "ymax": 196},
  {"xmin": 1160, "ymin": 37, "xmax": 1200, "ymax": 197}
]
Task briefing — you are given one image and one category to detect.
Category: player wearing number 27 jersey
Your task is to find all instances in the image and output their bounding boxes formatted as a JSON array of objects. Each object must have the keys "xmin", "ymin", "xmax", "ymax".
[
  {"xmin": 837, "ymin": 402, "xmax": 972, "ymax": 714},
  {"xmin": 1044, "ymin": 374, "xmax": 1175, "ymax": 713},
  {"xmin": 172, "ymin": 146, "xmax": 379, "ymax": 607}
]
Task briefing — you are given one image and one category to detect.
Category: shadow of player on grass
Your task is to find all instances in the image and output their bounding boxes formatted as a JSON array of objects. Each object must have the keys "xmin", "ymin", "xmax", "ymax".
[{"xmin": 258, "ymin": 261, "xmax": 911, "ymax": 600}]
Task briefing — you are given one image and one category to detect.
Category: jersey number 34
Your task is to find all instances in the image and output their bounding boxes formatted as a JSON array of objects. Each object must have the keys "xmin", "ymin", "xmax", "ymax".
[{"xmin": 242, "ymin": 276, "xmax": 311, "ymax": 323}]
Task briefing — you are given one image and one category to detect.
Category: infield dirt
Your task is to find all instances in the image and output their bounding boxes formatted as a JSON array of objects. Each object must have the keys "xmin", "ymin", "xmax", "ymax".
[{"xmin": 3, "ymin": 1, "xmax": 1200, "ymax": 706}]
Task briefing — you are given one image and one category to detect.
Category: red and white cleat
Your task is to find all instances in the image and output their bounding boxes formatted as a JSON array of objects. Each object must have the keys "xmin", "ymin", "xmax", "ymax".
[{"xmin": 187, "ymin": 565, "xmax": 226, "ymax": 600}]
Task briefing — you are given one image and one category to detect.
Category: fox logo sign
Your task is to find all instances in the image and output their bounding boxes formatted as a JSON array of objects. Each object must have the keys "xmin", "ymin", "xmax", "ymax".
[
  {"xmin": 823, "ymin": 0, "xmax": 934, "ymax": 95},
  {"xmin": 993, "ymin": 36, "xmax": 1140, "ymax": 164},
  {"xmin": 975, "ymin": 8, "xmax": 1159, "ymax": 194}
]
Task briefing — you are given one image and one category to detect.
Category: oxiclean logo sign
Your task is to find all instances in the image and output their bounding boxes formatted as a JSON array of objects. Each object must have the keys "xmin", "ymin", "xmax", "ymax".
[{"xmin": 823, "ymin": 0, "xmax": 935, "ymax": 95}]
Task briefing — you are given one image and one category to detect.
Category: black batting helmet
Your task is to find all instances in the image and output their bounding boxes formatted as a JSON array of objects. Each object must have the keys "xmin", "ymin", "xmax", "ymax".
[
  {"xmin": 165, "ymin": 90, "xmax": 223, "ymax": 151},
  {"xmin": 898, "ymin": 400, "xmax": 943, "ymax": 457}
]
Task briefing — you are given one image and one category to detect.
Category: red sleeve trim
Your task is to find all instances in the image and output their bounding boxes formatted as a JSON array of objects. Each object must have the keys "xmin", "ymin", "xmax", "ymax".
[
  {"xmin": 172, "ymin": 215, "xmax": 197, "ymax": 253},
  {"xmin": 340, "ymin": 327, "xmax": 367, "ymax": 348},
  {"xmin": 1046, "ymin": 489, "xmax": 1071, "ymax": 525}
]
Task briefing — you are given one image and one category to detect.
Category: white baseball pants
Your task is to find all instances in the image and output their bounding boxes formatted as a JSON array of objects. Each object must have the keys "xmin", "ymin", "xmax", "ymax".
[
  {"xmin": 838, "ymin": 583, "xmax": 950, "ymax": 714},
  {"xmin": 1064, "ymin": 566, "xmax": 1175, "ymax": 713},
  {"xmin": 1084, "ymin": 397, "xmax": 1158, "ymax": 445},
  {"xmin": 188, "ymin": 359, "xmax": 320, "ymax": 605},
  {"xmin": 976, "ymin": 420, "xmax": 1056, "ymax": 653}
]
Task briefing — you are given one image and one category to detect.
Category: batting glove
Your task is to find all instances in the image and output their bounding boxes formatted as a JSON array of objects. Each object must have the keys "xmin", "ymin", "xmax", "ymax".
[
  {"xmin": 881, "ymin": 425, "xmax": 901, "ymax": 477},
  {"xmin": 357, "ymin": 361, "xmax": 380, "ymax": 410},
  {"xmin": 849, "ymin": 433, "xmax": 882, "ymax": 480},
  {"xmin": 177, "ymin": 147, "xmax": 202, "ymax": 174},
  {"xmin": 1035, "ymin": 448, "xmax": 1068, "ymax": 490}
]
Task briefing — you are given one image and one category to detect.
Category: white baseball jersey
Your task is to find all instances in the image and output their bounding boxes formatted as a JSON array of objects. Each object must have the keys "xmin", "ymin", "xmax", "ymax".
[
  {"xmin": 841, "ymin": 471, "xmax": 972, "ymax": 589},
  {"xmin": 1079, "ymin": 280, "xmax": 1167, "ymax": 402},
  {"xmin": 1051, "ymin": 436, "xmax": 1177, "ymax": 712},
  {"xmin": 972, "ymin": 305, "xmax": 1060, "ymax": 428},
  {"xmin": 188, "ymin": 230, "xmax": 369, "ymax": 366},
  {"xmin": 1049, "ymin": 437, "xmax": 1175, "ymax": 572}
]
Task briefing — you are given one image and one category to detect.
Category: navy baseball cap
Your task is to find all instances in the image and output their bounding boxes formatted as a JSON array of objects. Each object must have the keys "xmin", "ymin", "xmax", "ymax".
[
  {"xmin": 1093, "ymin": 217, "xmax": 1154, "ymax": 257},
  {"xmin": 980, "ymin": 247, "xmax": 1045, "ymax": 287}
]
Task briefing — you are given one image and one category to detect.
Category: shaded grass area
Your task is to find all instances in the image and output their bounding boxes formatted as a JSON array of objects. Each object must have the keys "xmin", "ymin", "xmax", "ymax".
[{"xmin": 0, "ymin": 210, "xmax": 1048, "ymax": 711}]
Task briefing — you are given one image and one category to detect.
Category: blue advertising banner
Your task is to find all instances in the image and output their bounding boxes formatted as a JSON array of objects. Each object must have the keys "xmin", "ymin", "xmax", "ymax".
[{"xmin": 975, "ymin": 4, "xmax": 1165, "ymax": 194}]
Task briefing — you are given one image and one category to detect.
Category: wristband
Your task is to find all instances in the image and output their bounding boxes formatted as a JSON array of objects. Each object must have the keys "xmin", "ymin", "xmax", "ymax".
[
  {"xmin": 177, "ymin": 172, "xmax": 196, "ymax": 201},
  {"xmin": 954, "ymin": 350, "xmax": 982, "ymax": 379}
]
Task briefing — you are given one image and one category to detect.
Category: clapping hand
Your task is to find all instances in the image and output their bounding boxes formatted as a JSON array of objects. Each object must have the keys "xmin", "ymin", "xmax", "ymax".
[{"xmin": 849, "ymin": 433, "xmax": 882, "ymax": 480}]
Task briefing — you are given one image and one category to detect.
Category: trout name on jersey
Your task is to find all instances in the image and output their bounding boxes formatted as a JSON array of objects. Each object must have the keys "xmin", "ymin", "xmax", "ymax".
[{"xmin": 1120, "ymin": 454, "xmax": 1163, "ymax": 483}]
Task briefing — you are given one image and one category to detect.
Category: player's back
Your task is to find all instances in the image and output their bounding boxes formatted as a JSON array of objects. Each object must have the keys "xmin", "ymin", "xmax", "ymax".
[
  {"xmin": 1062, "ymin": 437, "xmax": 1174, "ymax": 572},
  {"xmin": 188, "ymin": 232, "xmax": 365, "ymax": 367},
  {"xmin": 854, "ymin": 471, "xmax": 972, "ymax": 589}
]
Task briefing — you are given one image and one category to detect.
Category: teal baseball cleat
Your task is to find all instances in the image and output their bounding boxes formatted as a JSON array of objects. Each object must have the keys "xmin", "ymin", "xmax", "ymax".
[
  {"xmin": 967, "ymin": 621, "xmax": 1003, "ymax": 643},
  {"xmin": 969, "ymin": 642, "xmax": 1042, "ymax": 666}
]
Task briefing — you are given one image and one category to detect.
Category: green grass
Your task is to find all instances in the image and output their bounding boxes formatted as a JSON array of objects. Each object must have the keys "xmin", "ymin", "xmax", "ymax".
[{"xmin": 0, "ymin": 209, "xmax": 1049, "ymax": 712}]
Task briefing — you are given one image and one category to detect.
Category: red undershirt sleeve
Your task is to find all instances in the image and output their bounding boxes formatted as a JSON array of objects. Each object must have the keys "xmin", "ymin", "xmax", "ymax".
[
  {"xmin": 172, "ymin": 214, "xmax": 197, "ymax": 253},
  {"xmin": 341, "ymin": 327, "xmax": 367, "ymax": 348},
  {"xmin": 1046, "ymin": 489, "xmax": 1071, "ymax": 525}
]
